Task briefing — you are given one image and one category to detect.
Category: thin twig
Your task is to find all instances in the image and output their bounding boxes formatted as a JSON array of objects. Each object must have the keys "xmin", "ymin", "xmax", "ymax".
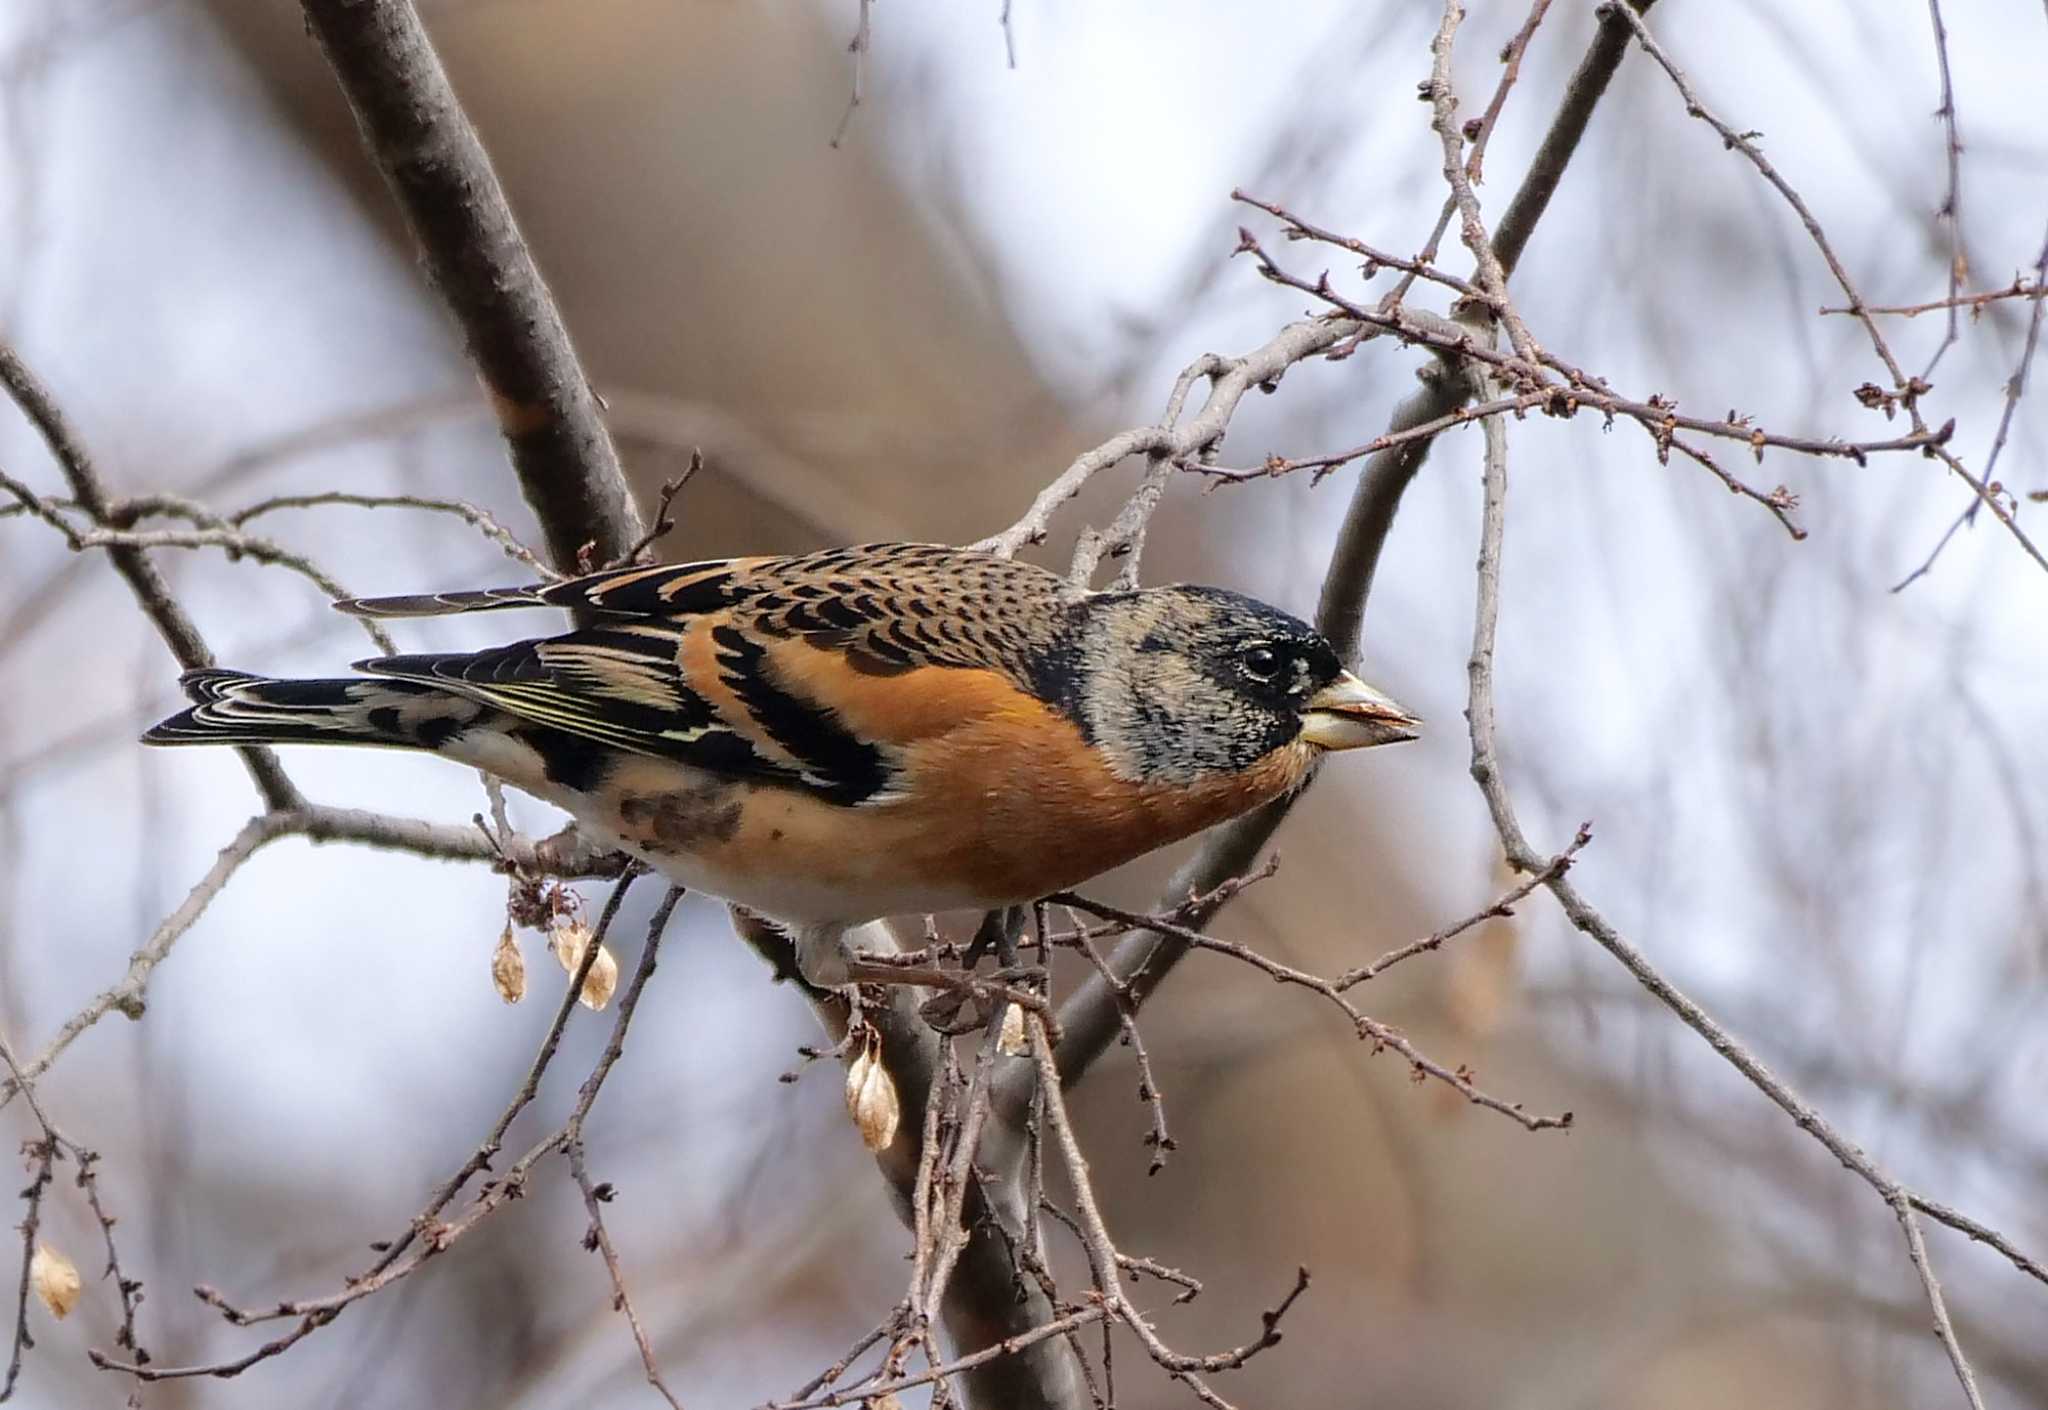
[
  {"xmin": 1919, "ymin": 0, "xmax": 1966, "ymax": 379},
  {"xmin": 0, "ymin": 1037, "xmax": 58, "ymax": 1402},
  {"xmin": 1050, "ymin": 893, "xmax": 1571, "ymax": 1133},
  {"xmin": 1465, "ymin": 0, "xmax": 1554, "ymax": 184},
  {"xmin": 1337, "ymin": 828, "xmax": 1588, "ymax": 987},
  {"xmin": 1611, "ymin": 2, "xmax": 2047, "ymax": 579},
  {"xmin": 93, "ymin": 882, "xmax": 682, "ymax": 1383},
  {"xmin": 2, "ymin": 806, "xmax": 619, "ymax": 1110},
  {"xmin": 0, "ymin": 341, "xmax": 303, "ymax": 811},
  {"xmin": 565, "ymin": 886, "xmax": 688, "ymax": 1410},
  {"xmin": 1894, "ymin": 225, "xmax": 2048, "ymax": 590},
  {"xmin": 1462, "ymin": 375, "xmax": 1998, "ymax": 1409},
  {"xmin": 829, "ymin": 0, "xmax": 875, "ymax": 149},
  {"xmin": 224, "ymin": 490, "xmax": 555, "ymax": 577}
]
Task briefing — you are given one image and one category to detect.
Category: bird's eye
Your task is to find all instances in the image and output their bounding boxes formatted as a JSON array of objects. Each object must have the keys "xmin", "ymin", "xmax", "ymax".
[{"xmin": 1240, "ymin": 645, "xmax": 1282, "ymax": 682}]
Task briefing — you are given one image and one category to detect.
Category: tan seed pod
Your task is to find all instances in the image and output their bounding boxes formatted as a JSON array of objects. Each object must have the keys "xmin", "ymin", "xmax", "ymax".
[
  {"xmin": 844, "ymin": 1036, "xmax": 900, "ymax": 1152},
  {"xmin": 865, "ymin": 1396, "xmax": 906, "ymax": 1410},
  {"xmin": 996, "ymin": 1002, "xmax": 1028, "ymax": 1057},
  {"xmin": 30, "ymin": 1242, "xmax": 81, "ymax": 1320},
  {"xmin": 550, "ymin": 921, "xmax": 619, "ymax": 1011},
  {"xmin": 491, "ymin": 925, "xmax": 526, "ymax": 1005}
]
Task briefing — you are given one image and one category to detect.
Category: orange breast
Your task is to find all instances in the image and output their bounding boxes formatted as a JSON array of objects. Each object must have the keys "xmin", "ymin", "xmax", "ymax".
[
  {"xmin": 675, "ymin": 670, "xmax": 1311, "ymax": 912},
  {"xmin": 598, "ymin": 641, "xmax": 1317, "ymax": 920}
]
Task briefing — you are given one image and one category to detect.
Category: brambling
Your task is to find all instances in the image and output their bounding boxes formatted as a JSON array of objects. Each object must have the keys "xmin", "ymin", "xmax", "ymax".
[{"xmin": 144, "ymin": 542, "xmax": 1418, "ymax": 983}]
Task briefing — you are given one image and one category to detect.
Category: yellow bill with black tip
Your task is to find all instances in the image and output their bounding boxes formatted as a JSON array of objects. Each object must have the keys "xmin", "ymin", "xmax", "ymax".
[{"xmin": 1299, "ymin": 670, "xmax": 1420, "ymax": 750}]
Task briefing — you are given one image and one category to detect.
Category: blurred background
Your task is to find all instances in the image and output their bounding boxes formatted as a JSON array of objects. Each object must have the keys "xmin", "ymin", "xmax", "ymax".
[{"xmin": 2, "ymin": 0, "xmax": 2045, "ymax": 1405}]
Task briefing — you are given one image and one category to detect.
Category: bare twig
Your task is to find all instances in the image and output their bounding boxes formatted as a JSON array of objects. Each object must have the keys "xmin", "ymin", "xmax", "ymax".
[
  {"xmin": 3, "ymin": 807, "xmax": 621, "ymax": 1107},
  {"xmin": 1894, "ymin": 224, "xmax": 2048, "ymax": 590},
  {"xmin": 0, "ymin": 488, "xmax": 397, "ymax": 652},
  {"xmin": 1425, "ymin": 1, "xmax": 1542, "ymax": 366},
  {"xmin": 1337, "ymin": 828, "xmax": 1587, "ymax": 987},
  {"xmin": 1050, "ymin": 892, "xmax": 1571, "ymax": 1133},
  {"xmin": 224, "ymin": 490, "xmax": 555, "ymax": 577},
  {"xmin": 1052, "ymin": 7, "xmax": 1666, "ymax": 1091},
  {"xmin": 0, "ymin": 1036, "xmax": 148, "ymax": 1399},
  {"xmin": 1465, "ymin": 0, "xmax": 1554, "ymax": 184},
  {"xmin": 1611, "ymin": 2, "xmax": 2047, "ymax": 580},
  {"xmin": 0, "ymin": 341, "xmax": 304, "ymax": 811},
  {"xmin": 1920, "ymin": 0, "xmax": 1966, "ymax": 379},
  {"xmin": 92, "ymin": 883, "xmax": 683, "ymax": 1384},
  {"xmin": 1026, "ymin": 1018, "xmax": 1306, "ymax": 1410},
  {"xmin": 606, "ymin": 450, "xmax": 702, "ymax": 569},
  {"xmin": 1824, "ymin": 280, "xmax": 2042, "ymax": 320},
  {"xmin": 830, "ymin": 0, "xmax": 875, "ymax": 149},
  {"xmin": 975, "ymin": 323, "xmax": 1359, "ymax": 560},
  {"xmin": 564, "ymin": 886, "xmax": 688, "ymax": 1410},
  {"xmin": 0, "ymin": 1037, "xmax": 58, "ymax": 1402},
  {"xmin": 1462, "ymin": 378, "xmax": 2001, "ymax": 1408}
]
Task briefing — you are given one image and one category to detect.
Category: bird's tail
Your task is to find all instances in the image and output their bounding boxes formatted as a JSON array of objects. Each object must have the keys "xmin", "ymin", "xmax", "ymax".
[{"xmin": 142, "ymin": 669, "xmax": 484, "ymax": 751}]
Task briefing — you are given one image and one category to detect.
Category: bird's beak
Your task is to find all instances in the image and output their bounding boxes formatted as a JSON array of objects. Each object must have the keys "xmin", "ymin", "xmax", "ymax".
[{"xmin": 1300, "ymin": 670, "xmax": 1421, "ymax": 750}]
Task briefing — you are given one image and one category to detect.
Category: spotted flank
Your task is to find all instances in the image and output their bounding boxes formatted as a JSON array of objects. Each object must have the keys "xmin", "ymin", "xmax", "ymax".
[{"xmin": 143, "ymin": 669, "xmax": 489, "ymax": 750}]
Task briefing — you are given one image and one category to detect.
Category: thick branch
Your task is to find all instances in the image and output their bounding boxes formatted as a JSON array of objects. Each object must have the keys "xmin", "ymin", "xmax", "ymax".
[{"xmin": 298, "ymin": 0, "xmax": 644, "ymax": 571}]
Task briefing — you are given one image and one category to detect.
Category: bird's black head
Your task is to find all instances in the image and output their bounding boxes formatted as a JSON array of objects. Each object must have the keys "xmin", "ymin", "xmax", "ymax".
[{"xmin": 1068, "ymin": 584, "xmax": 1418, "ymax": 786}]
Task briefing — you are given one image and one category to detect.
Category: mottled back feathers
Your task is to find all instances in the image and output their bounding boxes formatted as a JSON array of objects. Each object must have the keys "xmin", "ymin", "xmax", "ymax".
[{"xmin": 340, "ymin": 544, "xmax": 1086, "ymax": 806}]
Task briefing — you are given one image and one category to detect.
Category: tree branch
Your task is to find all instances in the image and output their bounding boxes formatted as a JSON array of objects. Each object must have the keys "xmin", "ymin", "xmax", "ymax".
[
  {"xmin": 1462, "ymin": 374, "xmax": 2002, "ymax": 1408},
  {"xmin": 0, "ymin": 342, "xmax": 304, "ymax": 812},
  {"xmin": 298, "ymin": 0, "xmax": 644, "ymax": 572}
]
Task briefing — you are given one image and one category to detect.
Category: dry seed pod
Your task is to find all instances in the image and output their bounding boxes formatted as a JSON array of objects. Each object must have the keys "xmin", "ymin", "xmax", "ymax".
[
  {"xmin": 550, "ymin": 921, "xmax": 619, "ymax": 1010},
  {"xmin": 30, "ymin": 1242, "xmax": 81, "ymax": 1320},
  {"xmin": 844, "ymin": 1035, "xmax": 900, "ymax": 1152},
  {"xmin": 491, "ymin": 925, "xmax": 527, "ymax": 1005},
  {"xmin": 997, "ymin": 1002, "xmax": 1028, "ymax": 1057}
]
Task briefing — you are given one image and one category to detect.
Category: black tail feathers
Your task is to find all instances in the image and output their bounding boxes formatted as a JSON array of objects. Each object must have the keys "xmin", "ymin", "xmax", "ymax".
[{"xmin": 143, "ymin": 670, "xmax": 482, "ymax": 751}]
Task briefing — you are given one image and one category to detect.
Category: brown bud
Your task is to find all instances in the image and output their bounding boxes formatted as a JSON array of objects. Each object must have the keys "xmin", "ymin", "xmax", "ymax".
[
  {"xmin": 845, "ymin": 1035, "xmax": 900, "ymax": 1152},
  {"xmin": 491, "ymin": 925, "xmax": 527, "ymax": 1005},
  {"xmin": 550, "ymin": 921, "xmax": 619, "ymax": 1011},
  {"xmin": 997, "ymin": 1003, "xmax": 1028, "ymax": 1057},
  {"xmin": 30, "ymin": 1243, "xmax": 81, "ymax": 1320}
]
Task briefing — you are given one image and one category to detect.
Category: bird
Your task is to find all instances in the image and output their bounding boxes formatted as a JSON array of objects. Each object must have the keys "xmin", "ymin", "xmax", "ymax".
[{"xmin": 143, "ymin": 542, "xmax": 1419, "ymax": 984}]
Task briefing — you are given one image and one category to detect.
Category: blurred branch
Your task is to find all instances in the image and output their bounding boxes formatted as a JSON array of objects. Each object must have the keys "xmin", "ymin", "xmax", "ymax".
[
  {"xmin": 1, "ymin": 805, "xmax": 620, "ymax": 1108},
  {"xmin": 0, "ymin": 477, "xmax": 397, "ymax": 652},
  {"xmin": 0, "ymin": 341, "xmax": 304, "ymax": 812},
  {"xmin": 299, "ymin": 0, "xmax": 645, "ymax": 573},
  {"xmin": 829, "ymin": 0, "xmax": 875, "ymax": 150},
  {"xmin": 223, "ymin": 491, "xmax": 556, "ymax": 577}
]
